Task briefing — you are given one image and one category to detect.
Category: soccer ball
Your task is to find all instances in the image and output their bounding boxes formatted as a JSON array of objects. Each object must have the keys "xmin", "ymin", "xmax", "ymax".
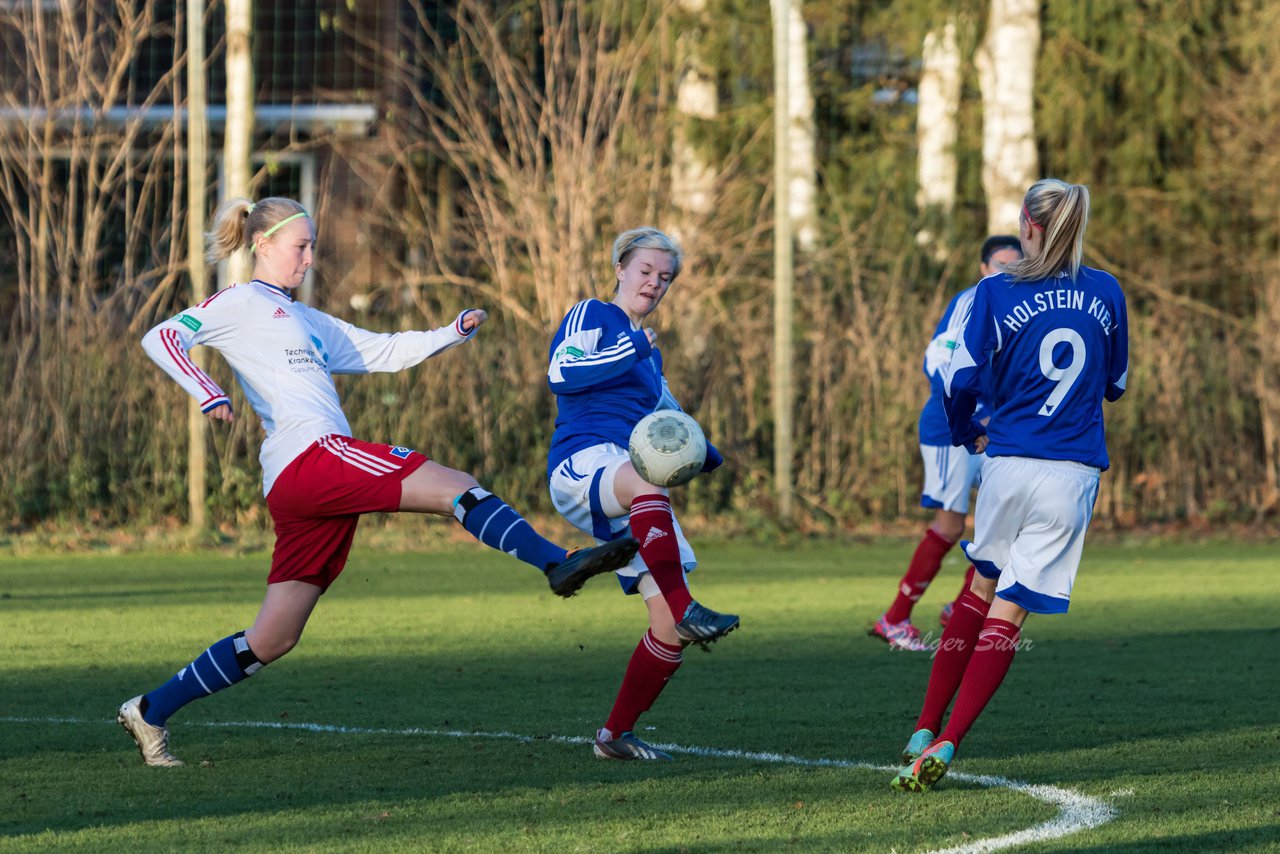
[{"xmin": 628, "ymin": 410, "xmax": 707, "ymax": 488}]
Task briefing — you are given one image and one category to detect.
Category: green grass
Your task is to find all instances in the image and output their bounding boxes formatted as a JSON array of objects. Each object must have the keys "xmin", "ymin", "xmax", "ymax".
[{"xmin": 1, "ymin": 540, "xmax": 1277, "ymax": 852}]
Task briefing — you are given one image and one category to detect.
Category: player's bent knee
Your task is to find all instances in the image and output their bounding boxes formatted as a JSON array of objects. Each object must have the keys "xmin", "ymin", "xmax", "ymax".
[
  {"xmin": 614, "ymin": 461, "xmax": 668, "ymax": 509},
  {"xmin": 968, "ymin": 573, "xmax": 997, "ymax": 602},
  {"xmin": 932, "ymin": 511, "xmax": 965, "ymax": 542},
  {"xmin": 254, "ymin": 633, "xmax": 301, "ymax": 664},
  {"xmin": 399, "ymin": 462, "xmax": 480, "ymax": 515}
]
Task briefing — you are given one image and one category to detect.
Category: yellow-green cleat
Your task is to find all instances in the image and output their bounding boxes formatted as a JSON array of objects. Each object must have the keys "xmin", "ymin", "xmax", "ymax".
[{"xmin": 891, "ymin": 739, "xmax": 954, "ymax": 793}]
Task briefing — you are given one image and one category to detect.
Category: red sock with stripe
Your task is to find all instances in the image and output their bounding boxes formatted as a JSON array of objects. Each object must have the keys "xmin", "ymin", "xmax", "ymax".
[
  {"xmin": 603, "ymin": 630, "xmax": 684, "ymax": 735},
  {"xmin": 937, "ymin": 618, "xmax": 1021, "ymax": 746},
  {"xmin": 885, "ymin": 527, "xmax": 955, "ymax": 623},
  {"xmin": 914, "ymin": 588, "xmax": 990, "ymax": 733},
  {"xmin": 951, "ymin": 564, "xmax": 976, "ymax": 611},
  {"xmin": 630, "ymin": 494, "xmax": 693, "ymax": 620}
]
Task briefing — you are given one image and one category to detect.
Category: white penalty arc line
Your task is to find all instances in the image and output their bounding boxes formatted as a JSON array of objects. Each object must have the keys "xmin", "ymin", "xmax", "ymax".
[{"xmin": 3, "ymin": 716, "xmax": 1115, "ymax": 853}]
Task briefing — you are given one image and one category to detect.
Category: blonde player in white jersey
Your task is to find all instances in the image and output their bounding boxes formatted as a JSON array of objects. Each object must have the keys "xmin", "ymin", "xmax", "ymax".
[{"xmin": 116, "ymin": 196, "xmax": 637, "ymax": 767}]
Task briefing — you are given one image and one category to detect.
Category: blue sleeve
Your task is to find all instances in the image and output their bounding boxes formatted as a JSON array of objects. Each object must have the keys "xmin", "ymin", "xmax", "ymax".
[
  {"xmin": 943, "ymin": 284, "xmax": 997, "ymax": 449},
  {"xmin": 1105, "ymin": 286, "xmax": 1128, "ymax": 402},
  {"xmin": 547, "ymin": 300, "xmax": 652, "ymax": 394},
  {"xmin": 701, "ymin": 442, "xmax": 723, "ymax": 472}
]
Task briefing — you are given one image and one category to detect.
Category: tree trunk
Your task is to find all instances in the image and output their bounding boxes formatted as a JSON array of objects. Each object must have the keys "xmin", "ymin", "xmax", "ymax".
[
  {"xmin": 673, "ymin": 0, "xmax": 716, "ymax": 221},
  {"xmin": 187, "ymin": 0, "xmax": 211, "ymax": 532},
  {"xmin": 779, "ymin": 0, "xmax": 816, "ymax": 252},
  {"xmin": 223, "ymin": 0, "xmax": 254, "ymax": 286},
  {"xmin": 915, "ymin": 18, "xmax": 961, "ymax": 254},
  {"xmin": 976, "ymin": 0, "xmax": 1039, "ymax": 234},
  {"xmin": 1255, "ymin": 262, "xmax": 1280, "ymax": 512}
]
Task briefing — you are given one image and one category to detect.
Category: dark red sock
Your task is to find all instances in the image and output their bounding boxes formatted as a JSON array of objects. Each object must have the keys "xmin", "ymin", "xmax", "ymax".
[
  {"xmin": 938, "ymin": 618, "xmax": 1021, "ymax": 747},
  {"xmin": 885, "ymin": 527, "xmax": 955, "ymax": 623},
  {"xmin": 604, "ymin": 630, "xmax": 683, "ymax": 735},
  {"xmin": 630, "ymin": 494, "xmax": 693, "ymax": 620},
  {"xmin": 914, "ymin": 589, "xmax": 990, "ymax": 733},
  {"xmin": 951, "ymin": 564, "xmax": 977, "ymax": 609}
]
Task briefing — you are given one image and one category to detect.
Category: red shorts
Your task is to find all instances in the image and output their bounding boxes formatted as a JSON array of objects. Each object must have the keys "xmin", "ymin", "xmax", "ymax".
[{"xmin": 266, "ymin": 435, "xmax": 428, "ymax": 589}]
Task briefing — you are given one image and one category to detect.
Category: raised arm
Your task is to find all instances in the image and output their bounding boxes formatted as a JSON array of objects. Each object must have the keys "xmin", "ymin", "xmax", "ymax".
[{"xmin": 317, "ymin": 308, "xmax": 480, "ymax": 375}]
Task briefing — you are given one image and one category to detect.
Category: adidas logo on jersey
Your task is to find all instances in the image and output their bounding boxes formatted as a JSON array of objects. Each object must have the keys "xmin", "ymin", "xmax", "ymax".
[
  {"xmin": 643, "ymin": 527, "xmax": 669, "ymax": 548},
  {"xmin": 273, "ymin": 307, "xmax": 290, "ymax": 318}
]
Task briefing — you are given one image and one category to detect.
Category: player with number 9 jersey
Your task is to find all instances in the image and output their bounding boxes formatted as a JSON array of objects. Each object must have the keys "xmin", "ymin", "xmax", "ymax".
[
  {"xmin": 943, "ymin": 263, "xmax": 1127, "ymax": 468},
  {"xmin": 892, "ymin": 178, "xmax": 1129, "ymax": 794}
]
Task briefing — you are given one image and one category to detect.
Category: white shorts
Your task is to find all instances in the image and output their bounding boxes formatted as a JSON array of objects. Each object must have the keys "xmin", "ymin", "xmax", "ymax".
[
  {"xmin": 961, "ymin": 455, "xmax": 1100, "ymax": 615},
  {"xmin": 548, "ymin": 443, "xmax": 696, "ymax": 596},
  {"xmin": 920, "ymin": 443, "xmax": 985, "ymax": 513}
]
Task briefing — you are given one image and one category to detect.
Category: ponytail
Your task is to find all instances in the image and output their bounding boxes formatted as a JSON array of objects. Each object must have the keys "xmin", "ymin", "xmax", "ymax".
[
  {"xmin": 204, "ymin": 196, "xmax": 308, "ymax": 264},
  {"xmin": 1003, "ymin": 179, "xmax": 1090, "ymax": 283}
]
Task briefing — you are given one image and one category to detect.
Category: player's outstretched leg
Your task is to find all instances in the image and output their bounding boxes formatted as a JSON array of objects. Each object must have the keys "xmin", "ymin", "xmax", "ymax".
[
  {"xmin": 452, "ymin": 486, "xmax": 637, "ymax": 596},
  {"xmin": 891, "ymin": 740, "xmax": 955, "ymax": 793},
  {"xmin": 545, "ymin": 539, "xmax": 640, "ymax": 598}
]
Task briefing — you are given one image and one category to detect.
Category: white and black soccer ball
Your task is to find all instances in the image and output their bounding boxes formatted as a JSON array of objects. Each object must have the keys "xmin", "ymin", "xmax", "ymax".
[{"xmin": 628, "ymin": 410, "xmax": 707, "ymax": 488}]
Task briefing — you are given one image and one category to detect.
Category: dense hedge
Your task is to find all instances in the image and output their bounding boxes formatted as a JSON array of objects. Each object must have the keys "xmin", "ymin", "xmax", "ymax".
[{"xmin": 2, "ymin": 1, "xmax": 1276, "ymax": 529}]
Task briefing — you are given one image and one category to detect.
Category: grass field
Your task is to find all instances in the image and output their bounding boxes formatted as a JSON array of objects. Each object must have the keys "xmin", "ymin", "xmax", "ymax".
[{"xmin": 1, "ymin": 538, "xmax": 1277, "ymax": 852}]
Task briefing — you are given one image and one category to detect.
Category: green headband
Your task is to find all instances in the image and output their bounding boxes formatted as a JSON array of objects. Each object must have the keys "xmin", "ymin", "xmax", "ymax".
[
  {"xmin": 252, "ymin": 210, "xmax": 310, "ymax": 252},
  {"xmin": 261, "ymin": 211, "xmax": 309, "ymax": 240}
]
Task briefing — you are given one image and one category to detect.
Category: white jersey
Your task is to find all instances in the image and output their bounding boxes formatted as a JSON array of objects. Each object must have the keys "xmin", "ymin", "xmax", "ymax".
[{"xmin": 142, "ymin": 280, "xmax": 475, "ymax": 495}]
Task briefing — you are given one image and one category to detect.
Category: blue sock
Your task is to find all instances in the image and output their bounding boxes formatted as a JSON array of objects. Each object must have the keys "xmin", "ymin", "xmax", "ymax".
[
  {"xmin": 453, "ymin": 487, "xmax": 567, "ymax": 571},
  {"xmin": 142, "ymin": 632, "xmax": 263, "ymax": 726}
]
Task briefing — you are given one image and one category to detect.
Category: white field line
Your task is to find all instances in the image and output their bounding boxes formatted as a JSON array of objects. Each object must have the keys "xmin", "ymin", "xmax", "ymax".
[{"xmin": 2, "ymin": 716, "xmax": 1116, "ymax": 852}]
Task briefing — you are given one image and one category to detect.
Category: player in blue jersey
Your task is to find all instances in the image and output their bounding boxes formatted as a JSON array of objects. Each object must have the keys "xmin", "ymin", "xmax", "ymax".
[
  {"xmin": 547, "ymin": 227, "xmax": 738, "ymax": 761},
  {"xmin": 871, "ymin": 236, "xmax": 1021, "ymax": 650},
  {"xmin": 892, "ymin": 179, "xmax": 1128, "ymax": 791}
]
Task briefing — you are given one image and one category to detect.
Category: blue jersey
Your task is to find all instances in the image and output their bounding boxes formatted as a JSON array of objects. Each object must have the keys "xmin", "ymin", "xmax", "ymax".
[
  {"xmin": 919, "ymin": 285, "xmax": 989, "ymax": 446},
  {"xmin": 944, "ymin": 267, "xmax": 1128, "ymax": 469},
  {"xmin": 547, "ymin": 299, "xmax": 683, "ymax": 478}
]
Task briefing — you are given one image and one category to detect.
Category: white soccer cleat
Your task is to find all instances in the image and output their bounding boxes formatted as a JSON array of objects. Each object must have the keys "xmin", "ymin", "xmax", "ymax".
[
  {"xmin": 593, "ymin": 730, "xmax": 674, "ymax": 761},
  {"xmin": 117, "ymin": 695, "xmax": 184, "ymax": 767}
]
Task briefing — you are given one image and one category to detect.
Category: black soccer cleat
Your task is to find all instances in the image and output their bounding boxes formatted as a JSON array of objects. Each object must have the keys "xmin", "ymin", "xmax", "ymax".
[
  {"xmin": 675, "ymin": 601, "xmax": 740, "ymax": 646},
  {"xmin": 545, "ymin": 537, "xmax": 639, "ymax": 598},
  {"xmin": 593, "ymin": 730, "xmax": 674, "ymax": 761}
]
